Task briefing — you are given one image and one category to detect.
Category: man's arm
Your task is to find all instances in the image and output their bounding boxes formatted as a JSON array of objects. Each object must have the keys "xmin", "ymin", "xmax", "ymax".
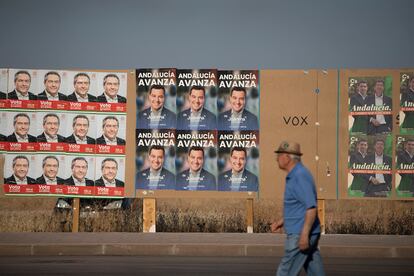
[{"xmin": 299, "ymin": 207, "xmax": 317, "ymax": 251}]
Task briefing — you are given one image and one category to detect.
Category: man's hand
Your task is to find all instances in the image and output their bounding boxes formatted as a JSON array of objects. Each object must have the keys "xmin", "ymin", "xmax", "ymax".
[
  {"xmin": 371, "ymin": 118, "xmax": 381, "ymax": 126},
  {"xmin": 370, "ymin": 178, "xmax": 380, "ymax": 185},
  {"xmin": 271, "ymin": 219, "xmax": 284, "ymax": 233},
  {"xmin": 298, "ymin": 233, "xmax": 310, "ymax": 251}
]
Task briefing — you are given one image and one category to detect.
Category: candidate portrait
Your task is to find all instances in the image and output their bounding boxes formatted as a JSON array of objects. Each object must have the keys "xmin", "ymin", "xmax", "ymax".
[
  {"xmin": 66, "ymin": 115, "xmax": 96, "ymax": 145},
  {"xmin": 364, "ymin": 139, "xmax": 392, "ymax": 197},
  {"xmin": 96, "ymin": 74, "xmax": 126, "ymax": 103},
  {"xmin": 396, "ymin": 138, "xmax": 414, "ymax": 194},
  {"xmin": 349, "ymin": 80, "xmax": 369, "ymax": 134},
  {"xmin": 37, "ymin": 71, "xmax": 67, "ymax": 101},
  {"xmin": 4, "ymin": 155, "xmax": 36, "ymax": 185},
  {"xmin": 366, "ymin": 79, "xmax": 392, "ymax": 135},
  {"xmin": 67, "ymin": 73, "xmax": 96, "ymax": 102},
  {"xmin": 218, "ymin": 147, "xmax": 258, "ymax": 191},
  {"xmin": 401, "ymin": 77, "xmax": 414, "ymax": 129},
  {"xmin": 218, "ymin": 86, "xmax": 258, "ymax": 131},
  {"xmin": 65, "ymin": 157, "xmax": 94, "ymax": 186},
  {"xmin": 136, "ymin": 145, "xmax": 175, "ymax": 190},
  {"xmin": 36, "ymin": 156, "xmax": 65, "ymax": 185},
  {"xmin": 176, "ymin": 146, "xmax": 216, "ymax": 191},
  {"xmin": 137, "ymin": 84, "xmax": 176, "ymax": 129},
  {"xmin": 349, "ymin": 138, "xmax": 370, "ymax": 193},
  {"xmin": 96, "ymin": 116, "xmax": 125, "ymax": 145},
  {"xmin": 95, "ymin": 158, "xmax": 125, "ymax": 188},
  {"xmin": 37, "ymin": 113, "xmax": 66, "ymax": 143},
  {"xmin": 8, "ymin": 70, "xmax": 37, "ymax": 100},
  {"xmin": 7, "ymin": 113, "xmax": 37, "ymax": 143},
  {"xmin": 177, "ymin": 86, "xmax": 217, "ymax": 130}
]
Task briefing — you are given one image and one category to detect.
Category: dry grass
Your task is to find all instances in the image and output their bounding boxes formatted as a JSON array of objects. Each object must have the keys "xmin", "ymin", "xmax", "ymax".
[
  {"xmin": 0, "ymin": 197, "xmax": 412, "ymax": 234},
  {"xmin": 325, "ymin": 200, "xmax": 413, "ymax": 235}
]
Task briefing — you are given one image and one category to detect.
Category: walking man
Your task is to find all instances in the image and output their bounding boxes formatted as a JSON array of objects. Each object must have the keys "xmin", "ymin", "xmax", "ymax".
[{"xmin": 271, "ymin": 141, "xmax": 325, "ymax": 276}]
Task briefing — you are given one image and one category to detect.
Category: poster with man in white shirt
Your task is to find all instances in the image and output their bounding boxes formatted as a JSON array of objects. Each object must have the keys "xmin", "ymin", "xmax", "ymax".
[
  {"xmin": 365, "ymin": 78, "xmax": 393, "ymax": 135},
  {"xmin": 364, "ymin": 137, "xmax": 392, "ymax": 197}
]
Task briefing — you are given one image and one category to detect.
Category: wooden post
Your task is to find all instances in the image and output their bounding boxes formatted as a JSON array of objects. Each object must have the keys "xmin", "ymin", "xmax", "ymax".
[
  {"xmin": 317, "ymin": 199, "xmax": 325, "ymax": 234},
  {"xmin": 246, "ymin": 198, "xmax": 254, "ymax": 233},
  {"xmin": 72, "ymin": 198, "xmax": 80, "ymax": 233},
  {"xmin": 143, "ymin": 198, "xmax": 156, "ymax": 233}
]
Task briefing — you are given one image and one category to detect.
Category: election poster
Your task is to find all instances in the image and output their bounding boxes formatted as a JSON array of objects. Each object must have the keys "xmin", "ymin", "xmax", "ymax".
[
  {"xmin": 135, "ymin": 68, "xmax": 260, "ymax": 192},
  {"xmin": 217, "ymin": 70, "xmax": 259, "ymax": 131},
  {"xmin": 347, "ymin": 134, "xmax": 392, "ymax": 198},
  {"xmin": 176, "ymin": 69, "xmax": 217, "ymax": 130},
  {"xmin": 2, "ymin": 68, "xmax": 128, "ymax": 198},
  {"xmin": 395, "ymin": 135, "xmax": 414, "ymax": 197},
  {"xmin": 348, "ymin": 76, "xmax": 393, "ymax": 135},
  {"xmin": 399, "ymin": 72, "xmax": 414, "ymax": 134},
  {"xmin": 136, "ymin": 68, "xmax": 177, "ymax": 130},
  {"xmin": 218, "ymin": 131, "xmax": 259, "ymax": 192},
  {"xmin": 175, "ymin": 130, "xmax": 217, "ymax": 191},
  {"xmin": 135, "ymin": 129, "xmax": 176, "ymax": 190}
]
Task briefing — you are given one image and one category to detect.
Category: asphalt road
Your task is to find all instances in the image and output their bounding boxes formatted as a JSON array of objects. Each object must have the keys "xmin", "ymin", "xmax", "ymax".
[{"xmin": 0, "ymin": 256, "xmax": 413, "ymax": 276}]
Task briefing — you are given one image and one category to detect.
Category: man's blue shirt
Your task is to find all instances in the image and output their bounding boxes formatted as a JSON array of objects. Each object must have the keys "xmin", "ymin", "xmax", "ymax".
[{"xmin": 283, "ymin": 162, "xmax": 321, "ymax": 235}]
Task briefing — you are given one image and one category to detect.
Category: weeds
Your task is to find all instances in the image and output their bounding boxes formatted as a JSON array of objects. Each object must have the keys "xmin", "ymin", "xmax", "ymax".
[{"xmin": 0, "ymin": 198, "xmax": 412, "ymax": 234}]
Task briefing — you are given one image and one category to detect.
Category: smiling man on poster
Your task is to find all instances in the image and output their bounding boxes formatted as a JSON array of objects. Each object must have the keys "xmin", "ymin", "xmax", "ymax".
[
  {"xmin": 177, "ymin": 86, "xmax": 216, "ymax": 130},
  {"xmin": 176, "ymin": 146, "xmax": 216, "ymax": 190},
  {"xmin": 96, "ymin": 74, "xmax": 126, "ymax": 103},
  {"xmin": 36, "ymin": 156, "xmax": 65, "ymax": 185},
  {"xmin": 7, "ymin": 113, "xmax": 37, "ymax": 143},
  {"xmin": 37, "ymin": 71, "xmax": 67, "ymax": 101},
  {"xmin": 4, "ymin": 155, "xmax": 36, "ymax": 185},
  {"xmin": 8, "ymin": 71, "xmax": 37, "ymax": 100},
  {"xmin": 136, "ymin": 145, "xmax": 175, "ymax": 190},
  {"xmin": 137, "ymin": 85, "xmax": 176, "ymax": 129},
  {"xmin": 218, "ymin": 147, "xmax": 258, "ymax": 191},
  {"xmin": 37, "ymin": 113, "xmax": 65, "ymax": 143},
  {"xmin": 218, "ymin": 86, "xmax": 258, "ymax": 131}
]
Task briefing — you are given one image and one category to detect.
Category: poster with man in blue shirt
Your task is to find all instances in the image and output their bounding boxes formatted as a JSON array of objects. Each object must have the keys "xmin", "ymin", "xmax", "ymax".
[
  {"xmin": 217, "ymin": 70, "xmax": 259, "ymax": 131},
  {"xmin": 176, "ymin": 69, "xmax": 217, "ymax": 131},
  {"xmin": 136, "ymin": 68, "xmax": 177, "ymax": 130}
]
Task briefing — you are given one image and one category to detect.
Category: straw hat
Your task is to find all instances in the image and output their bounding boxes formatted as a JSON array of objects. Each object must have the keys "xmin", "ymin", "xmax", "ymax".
[{"xmin": 274, "ymin": 141, "xmax": 303, "ymax": 156}]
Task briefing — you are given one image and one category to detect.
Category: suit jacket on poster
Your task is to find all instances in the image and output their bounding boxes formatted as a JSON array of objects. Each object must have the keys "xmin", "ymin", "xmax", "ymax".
[
  {"xmin": 218, "ymin": 169, "xmax": 258, "ymax": 192},
  {"xmin": 4, "ymin": 175, "xmax": 36, "ymax": 184},
  {"xmin": 365, "ymin": 94, "xmax": 392, "ymax": 134},
  {"xmin": 349, "ymin": 93, "xmax": 369, "ymax": 134},
  {"xmin": 218, "ymin": 109, "xmax": 259, "ymax": 131},
  {"xmin": 136, "ymin": 167, "xmax": 175, "ymax": 190},
  {"xmin": 37, "ymin": 90, "xmax": 68, "ymax": 101},
  {"xmin": 67, "ymin": 92, "xmax": 97, "ymax": 102},
  {"xmin": 176, "ymin": 108, "xmax": 217, "ymax": 130},
  {"xmin": 37, "ymin": 132, "xmax": 66, "ymax": 143},
  {"xmin": 65, "ymin": 134, "xmax": 96, "ymax": 145},
  {"xmin": 65, "ymin": 177, "xmax": 94, "ymax": 186},
  {"xmin": 176, "ymin": 169, "xmax": 216, "ymax": 190},
  {"xmin": 363, "ymin": 153, "xmax": 392, "ymax": 196},
  {"xmin": 401, "ymin": 90, "xmax": 414, "ymax": 129},
  {"xmin": 348, "ymin": 151, "xmax": 371, "ymax": 191},
  {"xmin": 8, "ymin": 90, "xmax": 37, "ymax": 100},
  {"xmin": 0, "ymin": 91, "xmax": 6, "ymax": 99},
  {"xmin": 96, "ymin": 93, "xmax": 127, "ymax": 103},
  {"xmin": 0, "ymin": 134, "xmax": 7, "ymax": 141},
  {"xmin": 136, "ymin": 107, "xmax": 176, "ymax": 129},
  {"xmin": 36, "ymin": 175, "xmax": 65, "ymax": 185},
  {"xmin": 396, "ymin": 150, "xmax": 414, "ymax": 192},
  {"xmin": 96, "ymin": 135, "xmax": 125, "ymax": 145},
  {"xmin": 7, "ymin": 133, "xmax": 37, "ymax": 143},
  {"xmin": 94, "ymin": 177, "xmax": 125, "ymax": 187}
]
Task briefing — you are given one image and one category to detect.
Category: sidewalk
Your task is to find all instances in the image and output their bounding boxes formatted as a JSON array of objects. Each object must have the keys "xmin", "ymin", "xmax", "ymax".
[{"xmin": 0, "ymin": 233, "xmax": 413, "ymax": 258}]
